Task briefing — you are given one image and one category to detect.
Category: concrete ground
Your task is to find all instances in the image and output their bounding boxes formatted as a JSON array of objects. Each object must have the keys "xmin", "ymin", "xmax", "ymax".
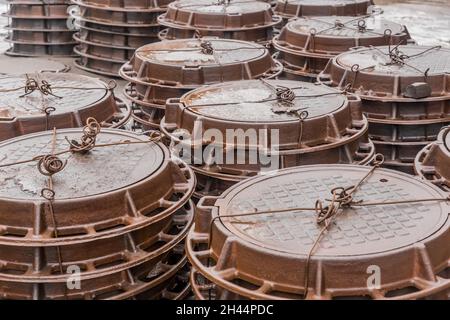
[{"xmin": 0, "ymin": 0, "xmax": 449, "ymax": 85}]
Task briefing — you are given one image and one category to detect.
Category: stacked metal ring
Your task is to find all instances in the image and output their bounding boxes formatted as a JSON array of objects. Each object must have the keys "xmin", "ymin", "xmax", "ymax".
[
  {"xmin": 2, "ymin": 0, "xmax": 76, "ymax": 56},
  {"xmin": 160, "ymin": 79, "xmax": 375, "ymax": 200},
  {"xmin": 274, "ymin": 0, "xmax": 376, "ymax": 26},
  {"xmin": 119, "ymin": 38, "xmax": 282, "ymax": 131},
  {"xmin": 318, "ymin": 45, "xmax": 450, "ymax": 174},
  {"xmin": 70, "ymin": 0, "xmax": 172, "ymax": 76},
  {"xmin": 273, "ymin": 15, "xmax": 411, "ymax": 81},
  {"xmin": 157, "ymin": 0, "xmax": 281, "ymax": 46},
  {"xmin": 0, "ymin": 128, "xmax": 196, "ymax": 299},
  {"xmin": 415, "ymin": 126, "xmax": 450, "ymax": 192},
  {"xmin": 0, "ymin": 72, "xmax": 131, "ymax": 140},
  {"xmin": 187, "ymin": 164, "xmax": 450, "ymax": 300}
]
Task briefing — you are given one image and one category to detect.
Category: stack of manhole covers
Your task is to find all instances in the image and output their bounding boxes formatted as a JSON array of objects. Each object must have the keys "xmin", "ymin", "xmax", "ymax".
[
  {"xmin": 187, "ymin": 164, "xmax": 450, "ymax": 300},
  {"xmin": 0, "ymin": 73, "xmax": 131, "ymax": 141},
  {"xmin": 318, "ymin": 45, "xmax": 450, "ymax": 174},
  {"xmin": 274, "ymin": 0, "xmax": 376, "ymax": 25},
  {"xmin": 157, "ymin": 0, "xmax": 281, "ymax": 46},
  {"xmin": 0, "ymin": 128, "xmax": 196, "ymax": 300},
  {"xmin": 160, "ymin": 79, "xmax": 375, "ymax": 199},
  {"xmin": 273, "ymin": 15, "xmax": 411, "ymax": 81},
  {"xmin": 2, "ymin": 0, "xmax": 76, "ymax": 56},
  {"xmin": 120, "ymin": 38, "xmax": 282, "ymax": 131},
  {"xmin": 0, "ymin": 57, "xmax": 70, "ymax": 74},
  {"xmin": 71, "ymin": 0, "xmax": 172, "ymax": 77},
  {"xmin": 415, "ymin": 126, "xmax": 450, "ymax": 192}
]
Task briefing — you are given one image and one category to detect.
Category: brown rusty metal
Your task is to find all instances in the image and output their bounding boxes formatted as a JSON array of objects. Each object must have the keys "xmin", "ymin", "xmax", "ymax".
[
  {"xmin": 74, "ymin": 19, "xmax": 162, "ymax": 37},
  {"xmin": 131, "ymin": 104, "xmax": 165, "ymax": 131},
  {"xmin": 273, "ymin": 16, "xmax": 411, "ymax": 80},
  {"xmin": 6, "ymin": 18, "xmax": 70, "ymax": 30},
  {"xmin": 157, "ymin": 0, "xmax": 281, "ymax": 45},
  {"xmin": 6, "ymin": 30, "xmax": 75, "ymax": 43},
  {"xmin": 161, "ymin": 79, "xmax": 375, "ymax": 198},
  {"xmin": 415, "ymin": 127, "xmax": 450, "ymax": 192},
  {"xmin": 372, "ymin": 140, "xmax": 426, "ymax": 175},
  {"xmin": 319, "ymin": 45, "xmax": 450, "ymax": 173},
  {"xmin": 158, "ymin": 25, "xmax": 277, "ymax": 46},
  {"xmin": 0, "ymin": 129, "xmax": 195, "ymax": 246},
  {"xmin": 76, "ymin": 25, "xmax": 160, "ymax": 48},
  {"xmin": 120, "ymin": 39, "xmax": 282, "ymax": 100},
  {"xmin": 73, "ymin": 33, "xmax": 135, "ymax": 60},
  {"xmin": 75, "ymin": 3, "xmax": 161, "ymax": 25},
  {"xmin": 75, "ymin": 54, "xmax": 125, "ymax": 77},
  {"xmin": 0, "ymin": 73, "xmax": 131, "ymax": 140},
  {"xmin": 4, "ymin": 43, "xmax": 76, "ymax": 57},
  {"xmin": 159, "ymin": 0, "xmax": 279, "ymax": 30},
  {"xmin": 319, "ymin": 45, "xmax": 450, "ymax": 101},
  {"xmin": 3, "ymin": 3, "xmax": 70, "ymax": 18},
  {"xmin": 0, "ymin": 128, "xmax": 196, "ymax": 299},
  {"xmin": 187, "ymin": 164, "xmax": 450, "ymax": 300},
  {"xmin": 72, "ymin": 0, "xmax": 171, "ymax": 12},
  {"xmin": 120, "ymin": 39, "xmax": 282, "ymax": 127},
  {"xmin": 274, "ymin": 0, "xmax": 374, "ymax": 21}
]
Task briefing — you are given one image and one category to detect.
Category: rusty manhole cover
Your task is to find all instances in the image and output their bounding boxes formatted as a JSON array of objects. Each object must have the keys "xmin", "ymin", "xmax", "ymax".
[
  {"xmin": 187, "ymin": 164, "xmax": 450, "ymax": 299},
  {"xmin": 0, "ymin": 131, "xmax": 163, "ymax": 200},
  {"xmin": 162, "ymin": 79, "xmax": 374, "ymax": 198},
  {"xmin": 0, "ymin": 73, "xmax": 131, "ymax": 139},
  {"xmin": 415, "ymin": 127, "xmax": 450, "ymax": 192},
  {"xmin": 321, "ymin": 45, "xmax": 450, "ymax": 101}
]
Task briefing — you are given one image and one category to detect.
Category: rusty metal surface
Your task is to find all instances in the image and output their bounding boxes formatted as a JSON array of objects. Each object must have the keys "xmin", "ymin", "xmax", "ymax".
[
  {"xmin": 159, "ymin": 0, "xmax": 280, "ymax": 31},
  {"xmin": 3, "ymin": 3, "xmax": 70, "ymax": 18},
  {"xmin": 0, "ymin": 126, "xmax": 196, "ymax": 299},
  {"xmin": 274, "ymin": 0, "xmax": 374, "ymax": 20},
  {"xmin": 0, "ymin": 57, "xmax": 70, "ymax": 74},
  {"xmin": 74, "ymin": 19, "xmax": 161, "ymax": 37},
  {"xmin": 0, "ymin": 73, "xmax": 130, "ymax": 140},
  {"xmin": 7, "ymin": 30, "xmax": 74, "ymax": 43},
  {"xmin": 320, "ymin": 45, "xmax": 450, "ymax": 101},
  {"xmin": 273, "ymin": 15, "xmax": 411, "ymax": 78},
  {"xmin": 71, "ymin": 0, "xmax": 170, "ymax": 12},
  {"xmin": 75, "ymin": 54, "xmax": 125, "ymax": 77},
  {"xmin": 77, "ymin": 24, "xmax": 159, "ymax": 47},
  {"xmin": 73, "ymin": 34, "xmax": 135, "ymax": 59},
  {"xmin": 415, "ymin": 127, "xmax": 450, "ymax": 191},
  {"xmin": 4, "ymin": 43, "xmax": 76, "ymax": 56},
  {"xmin": 275, "ymin": 16, "xmax": 408, "ymax": 55},
  {"xmin": 158, "ymin": 26, "xmax": 276, "ymax": 46},
  {"xmin": 6, "ymin": 18, "xmax": 69, "ymax": 30},
  {"xmin": 120, "ymin": 39, "xmax": 282, "ymax": 91},
  {"xmin": 0, "ymin": 128, "xmax": 195, "ymax": 245},
  {"xmin": 187, "ymin": 164, "xmax": 450, "ymax": 299},
  {"xmin": 76, "ymin": 4, "xmax": 161, "ymax": 25},
  {"xmin": 161, "ymin": 79, "xmax": 375, "ymax": 198}
]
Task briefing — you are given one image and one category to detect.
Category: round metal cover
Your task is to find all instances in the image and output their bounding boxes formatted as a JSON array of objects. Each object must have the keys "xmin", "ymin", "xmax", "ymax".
[
  {"xmin": 0, "ymin": 128, "xmax": 195, "ymax": 246},
  {"xmin": 75, "ymin": 55, "xmax": 124, "ymax": 77},
  {"xmin": 320, "ymin": 45, "xmax": 450, "ymax": 101},
  {"xmin": 187, "ymin": 164, "xmax": 450, "ymax": 299},
  {"xmin": 4, "ymin": 43, "xmax": 76, "ymax": 57},
  {"xmin": 120, "ymin": 39, "xmax": 282, "ymax": 90},
  {"xmin": 76, "ymin": 4, "xmax": 160, "ymax": 25},
  {"xmin": 0, "ymin": 73, "xmax": 130, "ymax": 140},
  {"xmin": 158, "ymin": 0, "xmax": 279, "ymax": 31},
  {"xmin": 274, "ymin": 16, "xmax": 409, "ymax": 56},
  {"xmin": 3, "ymin": 4, "xmax": 70, "ymax": 18},
  {"xmin": 274, "ymin": 0, "xmax": 374, "ymax": 20},
  {"xmin": 161, "ymin": 80, "xmax": 374, "ymax": 196},
  {"xmin": 415, "ymin": 127, "xmax": 450, "ymax": 192}
]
